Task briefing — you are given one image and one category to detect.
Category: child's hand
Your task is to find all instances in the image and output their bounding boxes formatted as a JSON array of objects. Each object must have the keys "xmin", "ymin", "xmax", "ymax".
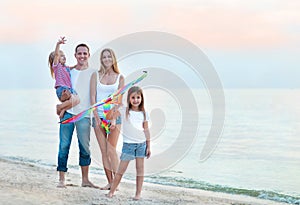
[
  {"xmin": 110, "ymin": 124, "xmax": 116, "ymax": 130},
  {"xmin": 58, "ymin": 36, "xmax": 66, "ymax": 45},
  {"xmin": 111, "ymin": 95, "xmax": 121, "ymax": 105},
  {"xmin": 146, "ymin": 148, "xmax": 151, "ymax": 159},
  {"xmin": 110, "ymin": 119, "xmax": 116, "ymax": 130}
]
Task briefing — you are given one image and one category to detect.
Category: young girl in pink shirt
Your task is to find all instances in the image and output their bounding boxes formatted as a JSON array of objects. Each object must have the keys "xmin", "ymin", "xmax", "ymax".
[{"xmin": 48, "ymin": 37, "xmax": 80, "ymax": 118}]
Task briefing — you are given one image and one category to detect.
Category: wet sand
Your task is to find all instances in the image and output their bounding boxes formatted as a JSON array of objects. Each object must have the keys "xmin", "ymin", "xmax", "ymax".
[{"xmin": 0, "ymin": 158, "xmax": 286, "ymax": 205}]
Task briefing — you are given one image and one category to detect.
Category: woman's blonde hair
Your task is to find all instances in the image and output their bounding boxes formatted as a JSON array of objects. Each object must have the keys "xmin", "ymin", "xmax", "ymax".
[{"xmin": 98, "ymin": 48, "xmax": 120, "ymax": 76}]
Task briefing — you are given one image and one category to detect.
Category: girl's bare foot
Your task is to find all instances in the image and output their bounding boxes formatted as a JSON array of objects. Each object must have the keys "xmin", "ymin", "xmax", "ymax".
[{"xmin": 57, "ymin": 180, "xmax": 66, "ymax": 188}]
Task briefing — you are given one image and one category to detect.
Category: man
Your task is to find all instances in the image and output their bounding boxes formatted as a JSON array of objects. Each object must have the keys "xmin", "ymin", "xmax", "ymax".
[{"xmin": 56, "ymin": 43, "xmax": 97, "ymax": 188}]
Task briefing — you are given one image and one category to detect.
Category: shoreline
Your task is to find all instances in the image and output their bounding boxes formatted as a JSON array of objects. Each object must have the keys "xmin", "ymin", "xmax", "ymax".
[{"xmin": 0, "ymin": 158, "xmax": 287, "ymax": 205}]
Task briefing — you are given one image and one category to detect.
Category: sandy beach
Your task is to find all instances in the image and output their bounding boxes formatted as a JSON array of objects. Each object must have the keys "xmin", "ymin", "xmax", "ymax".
[{"xmin": 0, "ymin": 158, "xmax": 287, "ymax": 205}]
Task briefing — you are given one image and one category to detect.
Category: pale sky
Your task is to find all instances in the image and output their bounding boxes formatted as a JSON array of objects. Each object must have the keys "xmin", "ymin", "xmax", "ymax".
[{"xmin": 0, "ymin": 0, "xmax": 299, "ymax": 89}]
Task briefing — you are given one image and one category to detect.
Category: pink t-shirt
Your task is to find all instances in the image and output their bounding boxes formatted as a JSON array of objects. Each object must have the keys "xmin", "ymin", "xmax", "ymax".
[{"xmin": 52, "ymin": 63, "xmax": 72, "ymax": 88}]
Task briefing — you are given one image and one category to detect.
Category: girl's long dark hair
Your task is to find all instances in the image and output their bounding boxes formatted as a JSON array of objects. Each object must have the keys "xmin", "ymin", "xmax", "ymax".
[{"xmin": 126, "ymin": 86, "xmax": 146, "ymax": 120}]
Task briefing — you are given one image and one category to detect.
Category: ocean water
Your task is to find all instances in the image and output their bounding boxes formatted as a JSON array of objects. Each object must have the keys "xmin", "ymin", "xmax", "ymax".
[{"xmin": 0, "ymin": 89, "xmax": 299, "ymax": 204}]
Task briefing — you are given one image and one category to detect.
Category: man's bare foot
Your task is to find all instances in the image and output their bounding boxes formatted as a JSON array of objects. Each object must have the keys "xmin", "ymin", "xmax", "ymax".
[
  {"xmin": 100, "ymin": 183, "xmax": 111, "ymax": 190},
  {"xmin": 133, "ymin": 194, "xmax": 141, "ymax": 200},
  {"xmin": 57, "ymin": 180, "xmax": 66, "ymax": 188},
  {"xmin": 81, "ymin": 181, "xmax": 99, "ymax": 189}
]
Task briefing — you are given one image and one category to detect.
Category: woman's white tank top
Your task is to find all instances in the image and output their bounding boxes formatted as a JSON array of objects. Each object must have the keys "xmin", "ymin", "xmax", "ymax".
[{"xmin": 96, "ymin": 72, "xmax": 120, "ymax": 118}]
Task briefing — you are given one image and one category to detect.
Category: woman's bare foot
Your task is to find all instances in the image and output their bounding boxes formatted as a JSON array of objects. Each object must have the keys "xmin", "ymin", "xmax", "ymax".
[
  {"xmin": 57, "ymin": 180, "xmax": 66, "ymax": 188},
  {"xmin": 100, "ymin": 183, "xmax": 111, "ymax": 190},
  {"xmin": 133, "ymin": 193, "xmax": 141, "ymax": 200},
  {"xmin": 81, "ymin": 181, "xmax": 99, "ymax": 189},
  {"xmin": 106, "ymin": 192, "xmax": 114, "ymax": 198}
]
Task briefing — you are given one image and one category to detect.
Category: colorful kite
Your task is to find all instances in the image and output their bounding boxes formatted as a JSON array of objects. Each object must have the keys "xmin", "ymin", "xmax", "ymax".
[
  {"xmin": 59, "ymin": 71, "xmax": 148, "ymax": 131},
  {"xmin": 101, "ymin": 103, "xmax": 113, "ymax": 134}
]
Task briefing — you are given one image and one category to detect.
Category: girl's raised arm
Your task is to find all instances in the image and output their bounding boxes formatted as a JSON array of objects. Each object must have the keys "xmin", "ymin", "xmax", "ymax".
[{"xmin": 53, "ymin": 36, "xmax": 66, "ymax": 65}]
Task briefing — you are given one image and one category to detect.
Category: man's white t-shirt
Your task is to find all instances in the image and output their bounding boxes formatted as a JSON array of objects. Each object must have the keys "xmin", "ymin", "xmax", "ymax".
[{"xmin": 68, "ymin": 68, "xmax": 96, "ymax": 116}]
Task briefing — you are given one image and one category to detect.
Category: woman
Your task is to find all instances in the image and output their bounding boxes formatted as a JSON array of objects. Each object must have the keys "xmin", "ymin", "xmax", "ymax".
[{"xmin": 90, "ymin": 48, "xmax": 124, "ymax": 190}]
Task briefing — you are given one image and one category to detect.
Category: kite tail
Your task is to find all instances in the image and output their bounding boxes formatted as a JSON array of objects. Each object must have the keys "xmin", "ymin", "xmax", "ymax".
[
  {"xmin": 101, "ymin": 103, "xmax": 112, "ymax": 134},
  {"xmin": 101, "ymin": 119, "xmax": 110, "ymax": 134}
]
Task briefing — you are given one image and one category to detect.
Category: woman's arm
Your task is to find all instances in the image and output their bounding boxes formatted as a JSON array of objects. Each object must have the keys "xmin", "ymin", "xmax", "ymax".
[
  {"xmin": 116, "ymin": 75, "xmax": 125, "ymax": 107},
  {"xmin": 90, "ymin": 72, "xmax": 97, "ymax": 105},
  {"xmin": 90, "ymin": 72, "xmax": 101, "ymax": 125},
  {"xmin": 118, "ymin": 74, "xmax": 125, "ymax": 89}
]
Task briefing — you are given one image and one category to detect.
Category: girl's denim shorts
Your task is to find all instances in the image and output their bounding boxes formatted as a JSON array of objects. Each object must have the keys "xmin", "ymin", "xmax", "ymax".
[{"xmin": 120, "ymin": 142, "xmax": 146, "ymax": 161}]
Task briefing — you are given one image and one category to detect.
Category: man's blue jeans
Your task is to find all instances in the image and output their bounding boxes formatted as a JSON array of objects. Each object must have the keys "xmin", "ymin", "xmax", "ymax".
[{"xmin": 57, "ymin": 112, "xmax": 91, "ymax": 172}]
